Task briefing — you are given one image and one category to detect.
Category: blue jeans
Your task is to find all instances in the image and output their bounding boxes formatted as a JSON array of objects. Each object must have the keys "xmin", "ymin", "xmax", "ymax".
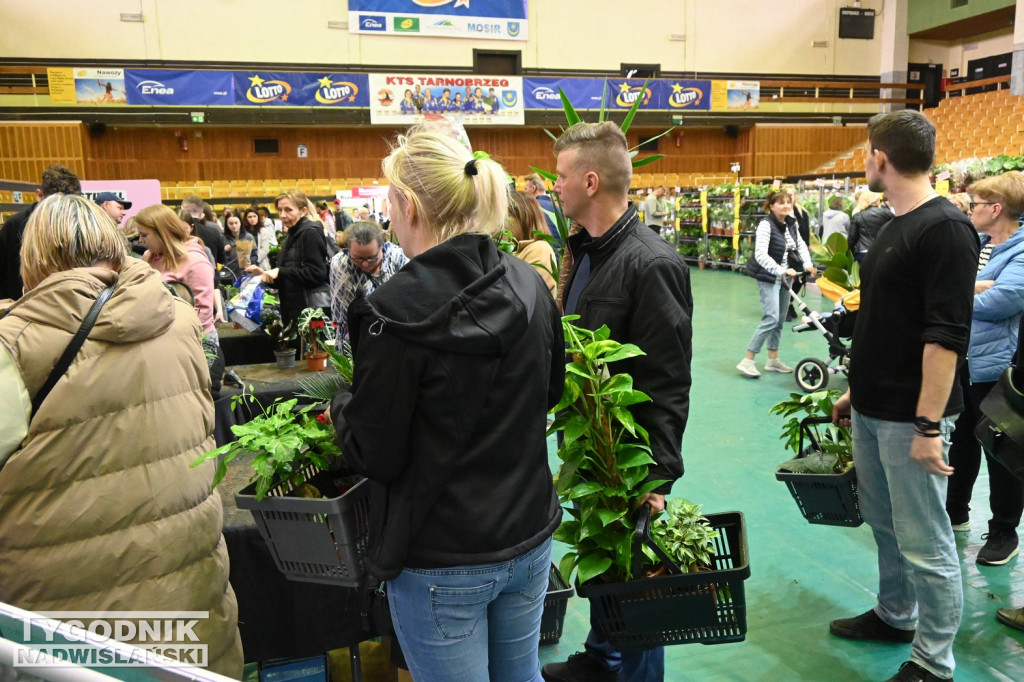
[
  {"xmin": 585, "ymin": 617, "xmax": 665, "ymax": 681},
  {"xmin": 747, "ymin": 278, "xmax": 790, "ymax": 355},
  {"xmin": 387, "ymin": 536, "xmax": 552, "ymax": 682},
  {"xmin": 852, "ymin": 409, "xmax": 962, "ymax": 679}
]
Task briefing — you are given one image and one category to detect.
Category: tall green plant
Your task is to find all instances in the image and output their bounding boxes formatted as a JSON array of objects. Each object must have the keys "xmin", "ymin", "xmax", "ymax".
[{"xmin": 549, "ymin": 317, "xmax": 666, "ymax": 585}]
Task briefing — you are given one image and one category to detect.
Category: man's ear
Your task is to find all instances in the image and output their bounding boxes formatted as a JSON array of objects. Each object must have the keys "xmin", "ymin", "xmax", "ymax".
[
  {"xmin": 873, "ymin": 148, "xmax": 888, "ymax": 175},
  {"xmin": 35, "ymin": 189, "xmax": 43, "ymax": 200},
  {"xmin": 584, "ymin": 171, "xmax": 600, "ymax": 197}
]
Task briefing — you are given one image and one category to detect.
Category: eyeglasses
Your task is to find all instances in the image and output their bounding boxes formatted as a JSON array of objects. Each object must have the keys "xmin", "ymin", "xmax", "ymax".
[
  {"xmin": 970, "ymin": 202, "xmax": 995, "ymax": 211},
  {"xmin": 351, "ymin": 252, "xmax": 382, "ymax": 266}
]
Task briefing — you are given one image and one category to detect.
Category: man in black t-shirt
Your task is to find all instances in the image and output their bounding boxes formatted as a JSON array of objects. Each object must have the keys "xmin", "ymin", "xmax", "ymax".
[{"xmin": 829, "ymin": 110, "xmax": 978, "ymax": 682}]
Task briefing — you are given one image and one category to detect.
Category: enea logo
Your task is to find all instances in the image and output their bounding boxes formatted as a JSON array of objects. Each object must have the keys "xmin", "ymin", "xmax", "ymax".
[
  {"xmin": 394, "ymin": 17, "xmax": 420, "ymax": 32},
  {"xmin": 245, "ymin": 75, "xmax": 291, "ymax": 104},
  {"xmin": 315, "ymin": 77, "xmax": 358, "ymax": 104},
  {"xmin": 359, "ymin": 15, "xmax": 386, "ymax": 31},
  {"xmin": 501, "ymin": 90, "xmax": 518, "ymax": 108},
  {"xmin": 615, "ymin": 83, "xmax": 651, "ymax": 108},
  {"xmin": 136, "ymin": 80, "xmax": 174, "ymax": 96},
  {"xmin": 531, "ymin": 86, "xmax": 561, "ymax": 102},
  {"xmin": 668, "ymin": 83, "xmax": 703, "ymax": 109},
  {"xmin": 507, "ymin": 21, "xmax": 521, "ymax": 37}
]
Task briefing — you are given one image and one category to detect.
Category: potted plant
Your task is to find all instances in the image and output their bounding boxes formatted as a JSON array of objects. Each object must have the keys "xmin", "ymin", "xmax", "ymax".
[
  {"xmin": 771, "ymin": 390, "xmax": 861, "ymax": 527},
  {"xmin": 550, "ymin": 317, "xmax": 750, "ymax": 650},
  {"xmin": 262, "ymin": 303, "xmax": 297, "ymax": 369},
  {"xmin": 643, "ymin": 498, "xmax": 720, "ymax": 574},
  {"xmin": 298, "ymin": 307, "xmax": 333, "ymax": 372}
]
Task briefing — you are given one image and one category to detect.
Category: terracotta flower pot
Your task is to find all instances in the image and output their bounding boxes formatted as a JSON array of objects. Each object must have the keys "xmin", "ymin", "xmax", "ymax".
[{"xmin": 305, "ymin": 352, "xmax": 329, "ymax": 372}]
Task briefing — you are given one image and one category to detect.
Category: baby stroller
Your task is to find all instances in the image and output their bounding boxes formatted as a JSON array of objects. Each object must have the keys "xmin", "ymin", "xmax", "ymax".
[{"xmin": 788, "ymin": 277, "xmax": 858, "ymax": 392}]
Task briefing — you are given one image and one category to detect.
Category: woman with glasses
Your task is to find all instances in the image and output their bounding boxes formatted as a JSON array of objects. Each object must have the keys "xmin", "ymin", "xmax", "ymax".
[
  {"xmin": 328, "ymin": 220, "xmax": 408, "ymax": 346},
  {"xmin": 946, "ymin": 171, "xmax": 1024, "ymax": 567},
  {"xmin": 330, "ymin": 125, "xmax": 563, "ymax": 681}
]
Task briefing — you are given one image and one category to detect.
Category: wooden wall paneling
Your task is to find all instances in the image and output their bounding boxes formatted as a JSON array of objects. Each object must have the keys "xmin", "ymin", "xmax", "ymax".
[
  {"xmin": 752, "ymin": 125, "xmax": 867, "ymax": 178},
  {"xmin": 0, "ymin": 122, "xmax": 86, "ymax": 182}
]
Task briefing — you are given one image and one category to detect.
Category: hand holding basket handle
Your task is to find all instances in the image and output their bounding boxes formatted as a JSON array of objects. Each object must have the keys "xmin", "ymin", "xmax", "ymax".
[{"xmin": 631, "ymin": 503, "xmax": 684, "ymax": 578}]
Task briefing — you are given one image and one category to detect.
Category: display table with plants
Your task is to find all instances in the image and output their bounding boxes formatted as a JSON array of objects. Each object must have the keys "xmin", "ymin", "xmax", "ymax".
[
  {"xmin": 772, "ymin": 390, "xmax": 861, "ymax": 527},
  {"xmin": 550, "ymin": 317, "xmax": 750, "ymax": 650}
]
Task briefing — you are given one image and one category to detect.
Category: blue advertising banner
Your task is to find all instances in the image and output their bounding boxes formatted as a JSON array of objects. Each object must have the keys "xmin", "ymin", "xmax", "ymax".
[
  {"xmin": 299, "ymin": 73, "xmax": 370, "ymax": 107},
  {"xmin": 605, "ymin": 79, "xmax": 662, "ymax": 110},
  {"xmin": 349, "ymin": 0, "xmax": 528, "ymax": 40},
  {"xmin": 234, "ymin": 72, "xmax": 311, "ymax": 106},
  {"xmin": 522, "ymin": 78, "xmax": 606, "ymax": 110},
  {"xmin": 125, "ymin": 70, "xmax": 234, "ymax": 106},
  {"xmin": 663, "ymin": 79, "xmax": 711, "ymax": 111}
]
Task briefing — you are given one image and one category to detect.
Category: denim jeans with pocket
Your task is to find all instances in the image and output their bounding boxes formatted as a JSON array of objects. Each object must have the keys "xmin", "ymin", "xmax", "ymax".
[
  {"xmin": 852, "ymin": 409, "xmax": 962, "ymax": 679},
  {"xmin": 747, "ymin": 278, "xmax": 790, "ymax": 354},
  {"xmin": 387, "ymin": 536, "xmax": 552, "ymax": 682}
]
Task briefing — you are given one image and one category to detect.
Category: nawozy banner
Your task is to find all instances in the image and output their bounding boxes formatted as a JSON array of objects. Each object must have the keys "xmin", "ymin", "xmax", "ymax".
[
  {"xmin": 126, "ymin": 70, "xmax": 234, "ymax": 106},
  {"xmin": 349, "ymin": 0, "xmax": 528, "ymax": 40},
  {"xmin": 47, "ymin": 68, "xmax": 126, "ymax": 105},
  {"xmin": 368, "ymin": 73, "xmax": 523, "ymax": 125}
]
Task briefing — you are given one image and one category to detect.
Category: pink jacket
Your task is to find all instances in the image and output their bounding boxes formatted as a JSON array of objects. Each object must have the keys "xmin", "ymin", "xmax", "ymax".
[{"xmin": 148, "ymin": 239, "xmax": 216, "ymax": 333}]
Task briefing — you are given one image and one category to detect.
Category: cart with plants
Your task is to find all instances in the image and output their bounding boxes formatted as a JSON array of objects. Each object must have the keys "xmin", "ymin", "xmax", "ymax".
[{"xmin": 772, "ymin": 390, "xmax": 862, "ymax": 527}]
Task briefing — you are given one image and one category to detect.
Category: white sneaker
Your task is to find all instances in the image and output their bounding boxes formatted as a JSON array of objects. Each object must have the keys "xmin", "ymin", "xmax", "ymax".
[
  {"xmin": 765, "ymin": 358, "xmax": 794, "ymax": 373},
  {"xmin": 737, "ymin": 358, "xmax": 761, "ymax": 378}
]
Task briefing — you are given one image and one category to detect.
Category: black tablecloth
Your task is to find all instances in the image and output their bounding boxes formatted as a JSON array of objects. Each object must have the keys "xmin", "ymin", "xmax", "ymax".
[
  {"xmin": 217, "ymin": 324, "xmax": 275, "ymax": 367},
  {"xmin": 224, "ymin": 524, "xmax": 390, "ymax": 663}
]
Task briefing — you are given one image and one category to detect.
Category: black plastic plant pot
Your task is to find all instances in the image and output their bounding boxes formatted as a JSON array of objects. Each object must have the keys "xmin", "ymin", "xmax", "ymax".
[
  {"xmin": 577, "ymin": 511, "xmax": 750, "ymax": 650},
  {"xmin": 235, "ymin": 465, "xmax": 370, "ymax": 587}
]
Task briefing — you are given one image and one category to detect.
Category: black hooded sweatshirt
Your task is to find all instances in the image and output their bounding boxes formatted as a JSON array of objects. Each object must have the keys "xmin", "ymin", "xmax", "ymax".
[{"xmin": 331, "ymin": 234, "xmax": 564, "ymax": 581}]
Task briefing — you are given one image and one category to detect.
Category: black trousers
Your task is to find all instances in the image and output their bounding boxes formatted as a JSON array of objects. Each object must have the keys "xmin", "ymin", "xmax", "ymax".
[{"xmin": 946, "ymin": 372, "xmax": 1024, "ymax": 534}]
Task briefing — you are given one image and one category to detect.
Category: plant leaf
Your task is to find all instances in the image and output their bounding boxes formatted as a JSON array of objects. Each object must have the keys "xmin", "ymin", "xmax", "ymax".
[
  {"xmin": 559, "ymin": 87, "xmax": 582, "ymax": 126},
  {"xmin": 529, "ymin": 166, "xmax": 558, "ymax": 184},
  {"xmin": 620, "ymin": 78, "xmax": 650, "ymax": 133},
  {"xmin": 577, "ymin": 554, "xmax": 613, "ymax": 584},
  {"xmin": 631, "ymin": 154, "xmax": 666, "ymax": 169}
]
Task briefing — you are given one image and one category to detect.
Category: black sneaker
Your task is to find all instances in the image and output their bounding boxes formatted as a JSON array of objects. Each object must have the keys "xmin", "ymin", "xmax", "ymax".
[
  {"xmin": 829, "ymin": 609, "xmax": 915, "ymax": 643},
  {"xmin": 885, "ymin": 660, "xmax": 948, "ymax": 681},
  {"xmin": 541, "ymin": 652, "xmax": 616, "ymax": 682},
  {"xmin": 976, "ymin": 530, "xmax": 1019, "ymax": 566}
]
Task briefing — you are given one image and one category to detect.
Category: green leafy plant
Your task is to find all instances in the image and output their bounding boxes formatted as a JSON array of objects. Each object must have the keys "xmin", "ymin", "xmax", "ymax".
[
  {"xmin": 549, "ymin": 316, "xmax": 665, "ymax": 586},
  {"xmin": 809, "ymin": 232, "xmax": 860, "ymax": 290},
  {"xmin": 192, "ymin": 392, "xmax": 343, "ymax": 500},
  {"xmin": 644, "ymin": 498, "xmax": 720, "ymax": 572},
  {"xmin": 296, "ymin": 341, "xmax": 354, "ymax": 404},
  {"xmin": 262, "ymin": 301, "xmax": 296, "ymax": 352},
  {"xmin": 770, "ymin": 390, "xmax": 853, "ymax": 474},
  {"xmin": 298, "ymin": 307, "xmax": 334, "ymax": 356}
]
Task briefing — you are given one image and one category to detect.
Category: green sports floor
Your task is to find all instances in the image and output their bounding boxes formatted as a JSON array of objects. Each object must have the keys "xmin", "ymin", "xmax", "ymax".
[{"xmin": 538, "ymin": 268, "xmax": 1024, "ymax": 682}]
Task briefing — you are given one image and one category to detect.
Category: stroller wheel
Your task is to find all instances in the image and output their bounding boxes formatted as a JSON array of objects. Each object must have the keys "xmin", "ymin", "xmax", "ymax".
[{"xmin": 795, "ymin": 358, "xmax": 829, "ymax": 393}]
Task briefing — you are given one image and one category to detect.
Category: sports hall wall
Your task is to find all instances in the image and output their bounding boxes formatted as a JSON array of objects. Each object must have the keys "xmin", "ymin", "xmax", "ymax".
[{"xmin": 1, "ymin": 0, "xmax": 885, "ymax": 76}]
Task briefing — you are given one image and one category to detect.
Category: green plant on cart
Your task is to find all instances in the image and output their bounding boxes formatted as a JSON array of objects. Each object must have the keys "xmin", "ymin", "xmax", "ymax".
[
  {"xmin": 643, "ymin": 498, "xmax": 719, "ymax": 572},
  {"xmin": 549, "ymin": 316, "xmax": 666, "ymax": 585},
  {"xmin": 809, "ymin": 232, "xmax": 860, "ymax": 290},
  {"xmin": 192, "ymin": 393, "xmax": 343, "ymax": 500},
  {"xmin": 770, "ymin": 390, "xmax": 853, "ymax": 474}
]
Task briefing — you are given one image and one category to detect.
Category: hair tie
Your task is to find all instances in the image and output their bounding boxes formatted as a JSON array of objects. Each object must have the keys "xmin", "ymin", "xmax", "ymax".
[{"xmin": 464, "ymin": 159, "xmax": 478, "ymax": 176}]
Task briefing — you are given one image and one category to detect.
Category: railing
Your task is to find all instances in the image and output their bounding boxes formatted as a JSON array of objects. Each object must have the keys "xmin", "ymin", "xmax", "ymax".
[
  {"xmin": 761, "ymin": 80, "xmax": 926, "ymax": 106},
  {"xmin": 943, "ymin": 74, "xmax": 1012, "ymax": 97}
]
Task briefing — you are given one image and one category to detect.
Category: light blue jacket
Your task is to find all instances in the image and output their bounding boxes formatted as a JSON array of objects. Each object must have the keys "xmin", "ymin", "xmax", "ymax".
[{"xmin": 970, "ymin": 226, "xmax": 1024, "ymax": 383}]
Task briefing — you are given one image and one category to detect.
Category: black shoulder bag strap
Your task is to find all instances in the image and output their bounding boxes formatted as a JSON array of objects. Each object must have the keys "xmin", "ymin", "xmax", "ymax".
[{"xmin": 31, "ymin": 282, "xmax": 116, "ymax": 419}]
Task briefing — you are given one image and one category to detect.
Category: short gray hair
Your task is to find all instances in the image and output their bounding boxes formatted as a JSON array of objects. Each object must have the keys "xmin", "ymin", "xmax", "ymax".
[{"xmin": 348, "ymin": 220, "xmax": 384, "ymax": 247}]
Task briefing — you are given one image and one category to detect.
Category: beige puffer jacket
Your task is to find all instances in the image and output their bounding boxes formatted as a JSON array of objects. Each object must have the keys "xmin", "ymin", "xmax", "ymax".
[{"xmin": 0, "ymin": 259, "xmax": 243, "ymax": 677}]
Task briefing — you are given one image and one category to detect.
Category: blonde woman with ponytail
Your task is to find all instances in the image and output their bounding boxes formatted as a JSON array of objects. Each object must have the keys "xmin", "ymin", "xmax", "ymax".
[{"xmin": 330, "ymin": 125, "xmax": 563, "ymax": 681}]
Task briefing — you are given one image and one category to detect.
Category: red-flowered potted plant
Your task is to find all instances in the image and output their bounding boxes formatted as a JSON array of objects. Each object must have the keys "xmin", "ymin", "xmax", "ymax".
[{"xmin": 298, "ymin": 307, "xmax": 333, "ymax": 371}]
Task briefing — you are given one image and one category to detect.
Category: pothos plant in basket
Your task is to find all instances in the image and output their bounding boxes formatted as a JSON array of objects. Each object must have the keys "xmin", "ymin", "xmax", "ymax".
[
  {"xmin": 550, "ymin": 317, "xmax": 719, "ymax": 585},
  {"xmin": 771, "ymin": 389, "xmax": 853, "ymax": 474}
]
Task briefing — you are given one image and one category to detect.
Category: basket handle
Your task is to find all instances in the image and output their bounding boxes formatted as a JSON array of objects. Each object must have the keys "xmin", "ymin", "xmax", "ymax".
[
  {"xmin": 798, "ymin": 416, "xmax": 832, "ymax": 455},
  {"xmin": 631, "ymin": 502, "xmax": 684, "ymax": 578}
]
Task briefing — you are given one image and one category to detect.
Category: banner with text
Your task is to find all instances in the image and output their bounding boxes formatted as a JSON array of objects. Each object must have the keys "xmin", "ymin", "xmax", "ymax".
[
  {"xmin": 126, "ymin": 70, "xmax": 234, "ymax": 106},
  {"xmin": 349, "ymin": 0, "xmax": 527, "ymax": 40},
  {"xmin": 368, "ymin": 73, "xmax": 523, "ymax": 125},
  {"xmin": 232, "ymin": 72, "xmax": 369, "ymax": 107},
  {"xmin": 47, "ymin": 68, "xmax": 126, "ymax": 105},
  {"xmin": 522, "ymin": 78, "xmax": 712, "ymax": 112}
]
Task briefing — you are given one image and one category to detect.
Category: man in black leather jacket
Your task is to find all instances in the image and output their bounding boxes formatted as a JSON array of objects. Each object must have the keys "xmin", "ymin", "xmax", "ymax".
[{"xmin": 542, "ymin": 122, "xmax": 693, "ymax": 682}]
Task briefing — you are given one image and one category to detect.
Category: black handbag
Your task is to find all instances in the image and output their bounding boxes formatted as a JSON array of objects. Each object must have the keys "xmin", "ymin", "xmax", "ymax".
[{"xmin": 975, "ymin": 367, "xmax": 1024, "ymax": 480}]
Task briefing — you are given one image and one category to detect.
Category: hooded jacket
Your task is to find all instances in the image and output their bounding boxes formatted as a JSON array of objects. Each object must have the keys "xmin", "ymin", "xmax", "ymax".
[
  {"xmin": 970, "ymin": 226, "xmax": 1024, "ymax": 383},
  {"xmin": 0, "ymin": 259, "xmax": 242, "ymax": 677},
  {"xmin": 272, "ymin": 216, "xmax": 329, "ymax": 329},
  {"xmin": 331, "ymin": 234, "xmax": 563, "ymax": 581}
]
